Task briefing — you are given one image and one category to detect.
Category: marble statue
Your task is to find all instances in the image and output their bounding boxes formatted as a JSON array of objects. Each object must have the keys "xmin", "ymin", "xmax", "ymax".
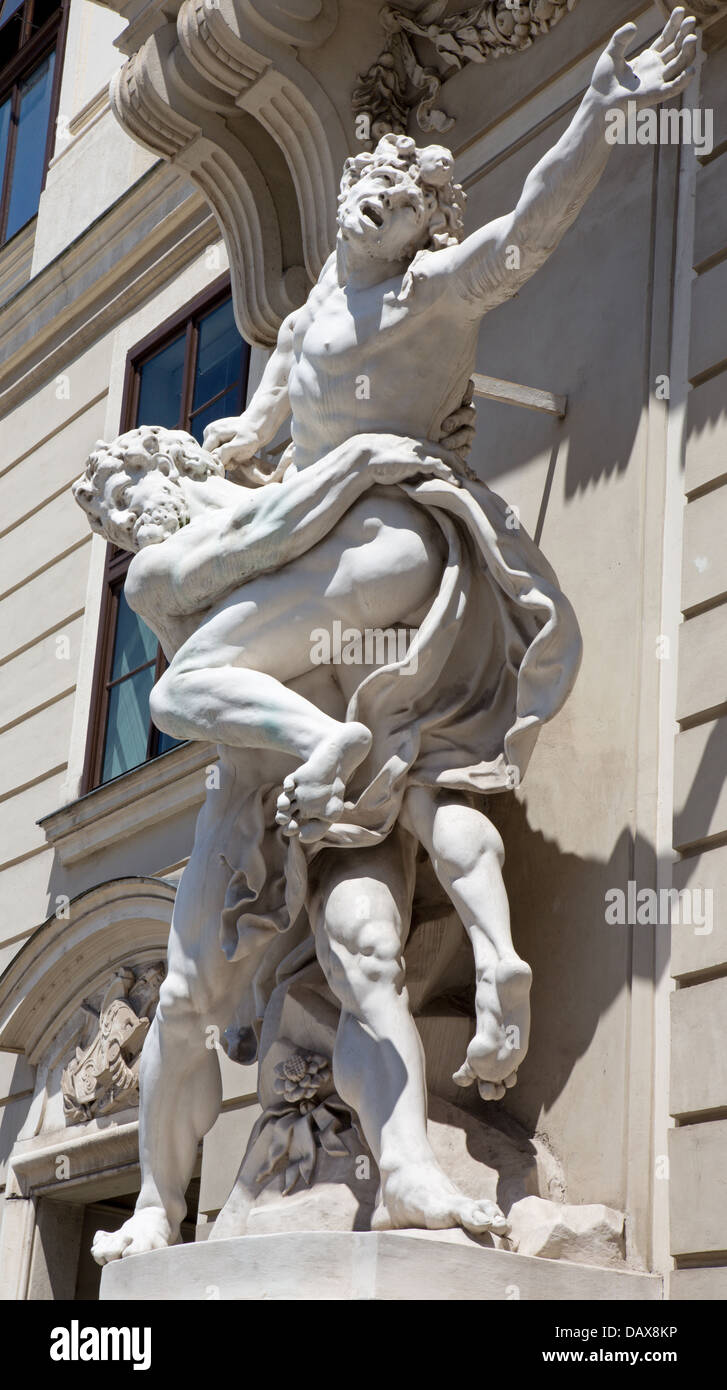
[{"xmin": 72, "ymin": 11, "xmax": 696, "ymax": 1262}]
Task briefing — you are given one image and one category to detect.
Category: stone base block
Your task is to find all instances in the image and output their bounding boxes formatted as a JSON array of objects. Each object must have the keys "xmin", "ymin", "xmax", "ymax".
[{"xmin": 100, "ymin": 1230, "xmax": 662, "ymax": 1301}]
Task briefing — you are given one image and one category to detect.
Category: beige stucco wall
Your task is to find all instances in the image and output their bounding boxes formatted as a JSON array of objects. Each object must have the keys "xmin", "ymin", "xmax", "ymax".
[{"xmin": 669, "ymin": 34, "xmax": 727, "ymax": 1301}]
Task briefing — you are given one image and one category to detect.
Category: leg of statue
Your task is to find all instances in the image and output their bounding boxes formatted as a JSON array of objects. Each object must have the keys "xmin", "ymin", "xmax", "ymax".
[
  {"xmin": 91, "ymin": 758, "xmax": 272, "ymax": 1265},
  {"xmin": 147, "ymin": 492, "xmax": 443, "ymax": 841},
  {"xmin": 309, "ymin": 830, "xmax": 509, "ymax": 1236},
  {"xmin": 403, "ymin": 786, "xmax": 531, "ymax": 1100}
]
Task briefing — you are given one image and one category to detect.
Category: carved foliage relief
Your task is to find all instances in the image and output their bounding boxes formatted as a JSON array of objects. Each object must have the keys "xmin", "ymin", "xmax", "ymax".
[
  {"xmin": 353, "ymin": 0, "xmax": 580, "ymax": 138},
  {"xmin": 61, "ymin": 964, "xmax": 165, "ymax": 1123}
]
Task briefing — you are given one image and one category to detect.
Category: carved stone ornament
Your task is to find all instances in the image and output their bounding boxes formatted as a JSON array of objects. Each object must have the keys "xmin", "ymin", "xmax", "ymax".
[
  {"xmin": 61, "ymin": 964, "xmax": 165, "ymax": 1123},
  {"xmin": 658, "ymin": 0, "xmax": 727, "ymax": 18},
  {"xmin": 105, "ymin": 0, "xmax": 348, "ymax": 345},
  {"xmin": 353, "ymin": 0, "xmax": 581, "ymax": 139}
]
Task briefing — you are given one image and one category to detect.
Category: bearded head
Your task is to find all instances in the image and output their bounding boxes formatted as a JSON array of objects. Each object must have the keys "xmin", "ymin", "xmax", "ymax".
[
  {"xmin": 337, "ymin": 132, "xmax": 466, "ymax": 265},
  {"xmin": 72, "ymin": 427, "xmax": 224, "ymax": 552}
]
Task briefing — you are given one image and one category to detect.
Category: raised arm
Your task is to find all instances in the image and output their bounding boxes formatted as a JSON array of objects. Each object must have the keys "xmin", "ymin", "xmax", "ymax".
[{"xmin": 444, "ymin": 9, "xmax": 697, "ymax": 316}]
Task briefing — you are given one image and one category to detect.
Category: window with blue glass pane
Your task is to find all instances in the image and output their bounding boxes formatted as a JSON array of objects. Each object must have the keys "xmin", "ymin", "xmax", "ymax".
[
  {"xmin": 100, "ymin": 589, "xmax": 158, "ymax": 782},
  {"xmin": 136, "ymin": 332, "xmax": 186, "ymax": 432},
  {"xmin": 0, "ymin": 2, "xmax": 64, "ymax": 247},
  {"xmin": 91, "ymin": 288, "xmax": 249, "ymax": 787},
  {"xmin": 4, "ymin": 50, "xmax": 54, "ymax": 240}
]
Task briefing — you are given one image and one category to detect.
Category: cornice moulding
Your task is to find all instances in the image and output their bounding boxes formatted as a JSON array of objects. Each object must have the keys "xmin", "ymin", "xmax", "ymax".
[
  {"xmin": 0, "ymin": 165, "xmax": 215, "ymax": 412},
  {"xmin": 40, "ymin": 740, "xmax": 216, "ymax": 866},
  {"xmin": 7, "ymin": 1120, "xmax": 141, "ymax": 1199}
]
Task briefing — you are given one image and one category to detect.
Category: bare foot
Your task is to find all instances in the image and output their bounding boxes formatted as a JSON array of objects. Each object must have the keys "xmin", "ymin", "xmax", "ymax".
[
  {"xmin": 275, "ymin": 720, "xmax": 371, "ymax": 844},
  {"xmin": 372, "ymin": 1161, "xmax": 509, "ymax": 1236},
  {"xmin": 453, "ymin": 954, "xmax": 532, "ymax": 1100},
  {"xmin": 91, "ymin": 1207, "xmax": 176, "ymax": 1265}
]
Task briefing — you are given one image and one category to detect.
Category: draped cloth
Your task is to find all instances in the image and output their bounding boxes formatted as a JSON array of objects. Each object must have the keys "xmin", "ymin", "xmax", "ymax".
[{"xmin": 218, "ymin": 435, "xmax": 583, "ymax": 966}]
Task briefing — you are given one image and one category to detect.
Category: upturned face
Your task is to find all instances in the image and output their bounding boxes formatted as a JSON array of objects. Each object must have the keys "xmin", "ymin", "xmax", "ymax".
[
  {"xmin": 337, "ymin": 164, "xmax": 431, "ymax": 264},
  {"xmin": 98, "ymin": 460, "xmax": 190, "ymax": 551}
]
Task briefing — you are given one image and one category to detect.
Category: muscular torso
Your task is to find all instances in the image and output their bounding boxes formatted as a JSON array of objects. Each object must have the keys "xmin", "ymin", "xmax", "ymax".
[
  {"xmin": 288, "ymin": 268, "xmax": 479, "ymax": 469},
  {"xmin": 128, "ymin": 260, "xmax": 477, "ymax": 657}
]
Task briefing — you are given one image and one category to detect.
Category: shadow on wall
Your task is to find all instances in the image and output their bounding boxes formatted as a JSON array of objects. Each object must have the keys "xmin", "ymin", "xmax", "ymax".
[
  {"xmin": 488, "ymin": 795, "xmax": 657, "ymax": 1134},
  {"xmin": 489, "ymin": 708, "xmax": 724, "ymax": 1140},
  {"xmin": 684, "ymin": 365, "xmax": 727, "ymax": 448},
  {"xmin": 465, "ymin": 124, "xmax": 671, "ymax": 502}
]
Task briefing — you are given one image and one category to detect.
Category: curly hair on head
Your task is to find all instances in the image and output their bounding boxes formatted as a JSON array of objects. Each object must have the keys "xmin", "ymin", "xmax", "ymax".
[
  {"xmin": 338, "ymin": 132, "xmax": 466, "ymax": 252},
  {"xmin": 72, "ymin": 426, "xmax": 223, "ymax": 539}
]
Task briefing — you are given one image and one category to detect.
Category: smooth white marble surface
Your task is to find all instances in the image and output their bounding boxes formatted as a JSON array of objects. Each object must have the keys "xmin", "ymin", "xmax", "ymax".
[{"xmin": 99, "ymin": 1230, "xmax": 663, "ymax": 1301}]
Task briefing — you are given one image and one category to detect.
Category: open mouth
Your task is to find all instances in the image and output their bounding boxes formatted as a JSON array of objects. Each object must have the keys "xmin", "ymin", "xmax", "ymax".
[{"xmin": 360, "ymin": 200, "xmax": 384, "ymax": 229}]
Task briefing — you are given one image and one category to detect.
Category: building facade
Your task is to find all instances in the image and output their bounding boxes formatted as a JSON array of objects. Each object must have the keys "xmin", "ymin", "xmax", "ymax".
[{"xmin": 0, "ymin": 0, "xmax": 726, "ymax": 1299}]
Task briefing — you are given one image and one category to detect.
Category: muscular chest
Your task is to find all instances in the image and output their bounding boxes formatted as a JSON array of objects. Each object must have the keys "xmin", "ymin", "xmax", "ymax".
[{"xmin": 293, "ymin": 285, "xmax": 412, "ymax": 379}]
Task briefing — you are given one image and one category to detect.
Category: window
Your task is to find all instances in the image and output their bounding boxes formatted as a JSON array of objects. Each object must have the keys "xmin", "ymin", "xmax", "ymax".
[
  {"xmin": 0, "ymin": 0, "xmax": 67, "ymax": 247},
  {"xmin": 84, "ymin": 281, "xmax": 251, "ymax": 790}
]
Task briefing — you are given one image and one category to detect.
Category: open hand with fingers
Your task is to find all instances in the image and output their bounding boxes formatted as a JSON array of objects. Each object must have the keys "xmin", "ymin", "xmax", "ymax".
[{"xmin": 589, "ymin": 7, "xmax": 698, "ymax": 113}]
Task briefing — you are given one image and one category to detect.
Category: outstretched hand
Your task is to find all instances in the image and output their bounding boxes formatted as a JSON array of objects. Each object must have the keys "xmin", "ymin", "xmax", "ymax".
[{"xmin": 590, "ymin": 7, "xmax": 697, "ymax": 112}]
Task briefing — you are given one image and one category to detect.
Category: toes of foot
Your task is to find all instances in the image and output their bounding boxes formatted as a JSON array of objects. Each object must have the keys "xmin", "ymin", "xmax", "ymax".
[
  {"xmin": 478, "ymin": 1079, "xmax": 506, "ymax": 1101},
  {"xmin": 452, "ymin": 1060, "xmax": 476, "ymax": 1087},
  {"xmin": 462, "ymin": 1200, "xmax": 509, "ymax": 1234},
  {"xmin": 502, "ymin": 1070, "xmax": 518, "ymax": 1089},
  {"xmin": 122, "ymin": 1233, "xmax": 165, "ymax": 1258},
  {"xmin": 92, "ymin": 1230, "xmax": 130, "ymax": 1265},
  {"xmin": 478, "ymin": 1205, "xmax": 510, "ymax": 1234}
]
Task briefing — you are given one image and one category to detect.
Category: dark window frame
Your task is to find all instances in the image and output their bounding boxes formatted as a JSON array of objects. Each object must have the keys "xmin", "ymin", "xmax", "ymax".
[
  {"xmin": 0, "ymin": 0, "xmax": 69, "ymax": 247},
  {"xmin": 82, "ymin": 276, "xmax": 249, "ymax": 792}
]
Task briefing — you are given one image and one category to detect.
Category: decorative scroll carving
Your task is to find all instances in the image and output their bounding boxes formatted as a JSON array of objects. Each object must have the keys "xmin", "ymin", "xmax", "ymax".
[
  {"xmin": 109, "ymin": 0, "xmax": 348, "ymax": 344},
  {"xmin": 61, "ymin": 964, "xmax": 165, "ymax": 1123},
  {"xmin": 235, "ymin": 0, "xmax": 339, "ymax": 48},
  {"xmin": 353, "ymin": 0, "xmax": 580, "ymax": 139}
]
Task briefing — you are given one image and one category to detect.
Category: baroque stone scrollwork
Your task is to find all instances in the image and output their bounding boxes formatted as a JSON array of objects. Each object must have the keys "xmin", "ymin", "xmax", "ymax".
[
  {"xmin": 353, "ymin": 0, "xmax": 580, "ymax": 139},
  {"xmin": 107, "ymin": 0, "xmax": 348, "ymax": 345},
  {"xmin": 61, "ymin": 964, "xmax": 165, "ymax": 1124}
]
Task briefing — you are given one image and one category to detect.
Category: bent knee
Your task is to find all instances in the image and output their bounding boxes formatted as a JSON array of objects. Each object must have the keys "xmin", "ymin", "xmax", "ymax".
[
  {"xmin": 149, "ymin": 667, "xmax": 196, "ymax": 739},
  {"xmin": 431, "ymin": 805, "xmax": 505, "ymax": 877},
  {"xmin": 322, "ymin": 914, "xmax": 405, "ymax": 995}
]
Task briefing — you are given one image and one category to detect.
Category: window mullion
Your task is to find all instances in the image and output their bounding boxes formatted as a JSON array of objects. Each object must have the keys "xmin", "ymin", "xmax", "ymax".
[
  {"xmin": 105, "ymin": 656, "xmax": 158, "ymax": 690},
  {"xmin": 0, "ymin": 83, "xmax": 20, "ymax": 244},
  {"xmin": 20, "ymin": 0, "xmax": 32, "ymax": 44},
  {"xmin": 180, "ymin": 317, "xmax": 197, "ymax": 430},
  {"xmin": 91, "ymin": 582, "xmax": 120, "ymax": 789},
  {"xmin": 188, "ymin": 377, "xmax": 243, "ymax": 420}
]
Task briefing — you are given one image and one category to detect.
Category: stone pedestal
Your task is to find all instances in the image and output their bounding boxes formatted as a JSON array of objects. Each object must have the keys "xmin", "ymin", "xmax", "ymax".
[{"xmin": 100, "ymin": 1231, "xmax": 662, "ymax": 1301}]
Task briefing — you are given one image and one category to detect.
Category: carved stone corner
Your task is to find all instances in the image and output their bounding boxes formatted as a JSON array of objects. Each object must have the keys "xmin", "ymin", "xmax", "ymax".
[{"xmin": 61, "ymin": 962, "xmax": 165, "ymax": 1125}]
